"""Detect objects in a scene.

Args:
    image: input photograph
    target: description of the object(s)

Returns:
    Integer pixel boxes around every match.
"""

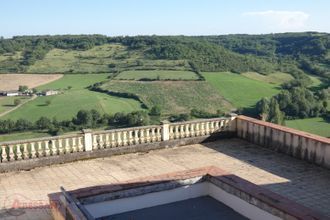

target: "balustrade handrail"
[92,124,162,135]
[168,117,229,126]
[0,132,83,146]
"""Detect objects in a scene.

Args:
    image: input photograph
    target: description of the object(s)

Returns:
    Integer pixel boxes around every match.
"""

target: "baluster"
[201,122,205,135]
[123,131,128,146]
[145,129,150,143]
[105,134,110,148]
[185,124,190,137]
[15,144,21,160]
[220,120,224,130]
[1,145,7,162]
[71,137,76,152]
[30,142,36,158]
[195,123,200,136]
[169,126,174,140]
[78,137,83,151]
[99,134,104,148]
[128,130,134,145]
[209,121,215,133]
[22,143,28,159]
[174,125,180,139]
[51,140,57,155]
[140,129,145,143]
[190,123,195,136]
[117,132,122,146]
[44,141,50,156]
[151,128,156,142]
[18,144,25,160]
[58,139,63,155]
[134,130,139,144]
[8,145,14,161]
[111,132,116,147]
[205,122,210,135]
[64,138,69,154]
[157,127,162,141]
[37,141,42,157]
[214,121,220,131]
[180,125,185,138]
[93,135,98,149]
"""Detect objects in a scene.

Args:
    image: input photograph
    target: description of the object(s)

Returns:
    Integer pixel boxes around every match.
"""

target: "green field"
[0,96,31,114]
[241,72,293,84]
[100,81,232,115]
[2,74,143,121]
[115,70,199,80]
[203,72,280,108]
[0,131,52,142]
[27,44,189,73]
[286,117,330,137]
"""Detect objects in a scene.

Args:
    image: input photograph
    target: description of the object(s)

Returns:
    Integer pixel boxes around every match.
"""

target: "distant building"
[0,90,20,96]
[42,90,59,96]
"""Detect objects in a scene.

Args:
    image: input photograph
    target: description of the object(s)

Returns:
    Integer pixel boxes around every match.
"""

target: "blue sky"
[1,0,329,38]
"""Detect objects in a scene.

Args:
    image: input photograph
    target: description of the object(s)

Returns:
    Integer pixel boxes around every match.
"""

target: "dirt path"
[0,95,37,118]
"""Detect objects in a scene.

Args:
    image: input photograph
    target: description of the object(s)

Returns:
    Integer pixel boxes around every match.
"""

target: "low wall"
[0,117,234,172]
[236,115,330,169]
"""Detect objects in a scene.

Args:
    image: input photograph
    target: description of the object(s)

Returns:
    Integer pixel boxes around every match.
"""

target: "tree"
[149,106,161,116]
[127,111,149,126]
[268,98,285,125]
[45,100,51,106]
[18,85,28,92]
[14,99,21,106]
[75,110,93,127]
[35,117,51,130]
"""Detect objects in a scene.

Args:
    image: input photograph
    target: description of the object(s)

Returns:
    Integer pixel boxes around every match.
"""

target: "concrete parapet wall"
[236,115,330,169]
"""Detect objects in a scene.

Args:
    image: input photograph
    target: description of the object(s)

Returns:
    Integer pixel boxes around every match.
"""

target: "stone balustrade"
[0,117,231,164]
[168,118,231,140]
[0,134,84,163]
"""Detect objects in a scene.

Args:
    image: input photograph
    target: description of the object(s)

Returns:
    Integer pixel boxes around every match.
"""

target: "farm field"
[100,81,232,115]
[115,70,199,80]
[286,117,330,137]
[241,72,293,84]
[203,72,280,108]
[0,73,63,90]
[2,74,143,121]
[0,96,31,114]
[27,44,189,74]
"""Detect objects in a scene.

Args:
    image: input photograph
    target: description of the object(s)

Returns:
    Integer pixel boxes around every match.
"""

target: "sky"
[1,0,329,38]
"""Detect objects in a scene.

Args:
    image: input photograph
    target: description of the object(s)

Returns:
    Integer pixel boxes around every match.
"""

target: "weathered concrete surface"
[1,138,330,220]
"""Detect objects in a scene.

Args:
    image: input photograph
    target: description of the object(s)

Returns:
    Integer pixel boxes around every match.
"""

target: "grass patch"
[100,81,232,115]
[0,96,31,114]
[241,72,293,84]
[203,72,280,108]
[27,44,189,73]
[115,70,199,80]
[2,74,143,121]
[286,117,330,137]
[0,131,52,142]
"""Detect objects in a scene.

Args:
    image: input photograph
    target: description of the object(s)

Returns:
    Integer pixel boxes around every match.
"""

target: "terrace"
[0,115,329,219]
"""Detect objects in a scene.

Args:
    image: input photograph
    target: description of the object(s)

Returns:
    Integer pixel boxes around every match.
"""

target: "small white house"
[42,90,59,96]
[0,90,20,96]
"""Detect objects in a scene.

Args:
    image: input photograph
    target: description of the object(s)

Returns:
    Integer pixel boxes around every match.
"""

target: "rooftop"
[1,138,330,219]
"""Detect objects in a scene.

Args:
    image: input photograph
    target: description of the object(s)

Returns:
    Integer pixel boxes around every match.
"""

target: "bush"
[149,106,161,116]
[14,99,21,106]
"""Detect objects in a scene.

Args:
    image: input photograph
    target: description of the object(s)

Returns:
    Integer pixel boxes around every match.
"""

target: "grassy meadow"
[27,44,189,73]
[286,117,330,137]
[2,74,143,121]
[115,70,199,80]
[203,72,280,108]
[100,81,232,115]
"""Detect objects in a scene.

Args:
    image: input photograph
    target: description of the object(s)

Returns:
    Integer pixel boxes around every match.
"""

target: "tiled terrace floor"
[0,138,330,219]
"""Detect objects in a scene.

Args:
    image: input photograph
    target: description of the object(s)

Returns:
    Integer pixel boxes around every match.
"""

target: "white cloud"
[243,10,310,30]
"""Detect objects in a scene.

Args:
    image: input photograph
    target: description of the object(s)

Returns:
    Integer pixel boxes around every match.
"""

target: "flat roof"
[1,138,330,219]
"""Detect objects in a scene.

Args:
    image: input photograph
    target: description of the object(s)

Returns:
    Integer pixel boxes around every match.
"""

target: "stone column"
[82,129,93,152]
[229,113,238,132]
[161,121,170,141]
